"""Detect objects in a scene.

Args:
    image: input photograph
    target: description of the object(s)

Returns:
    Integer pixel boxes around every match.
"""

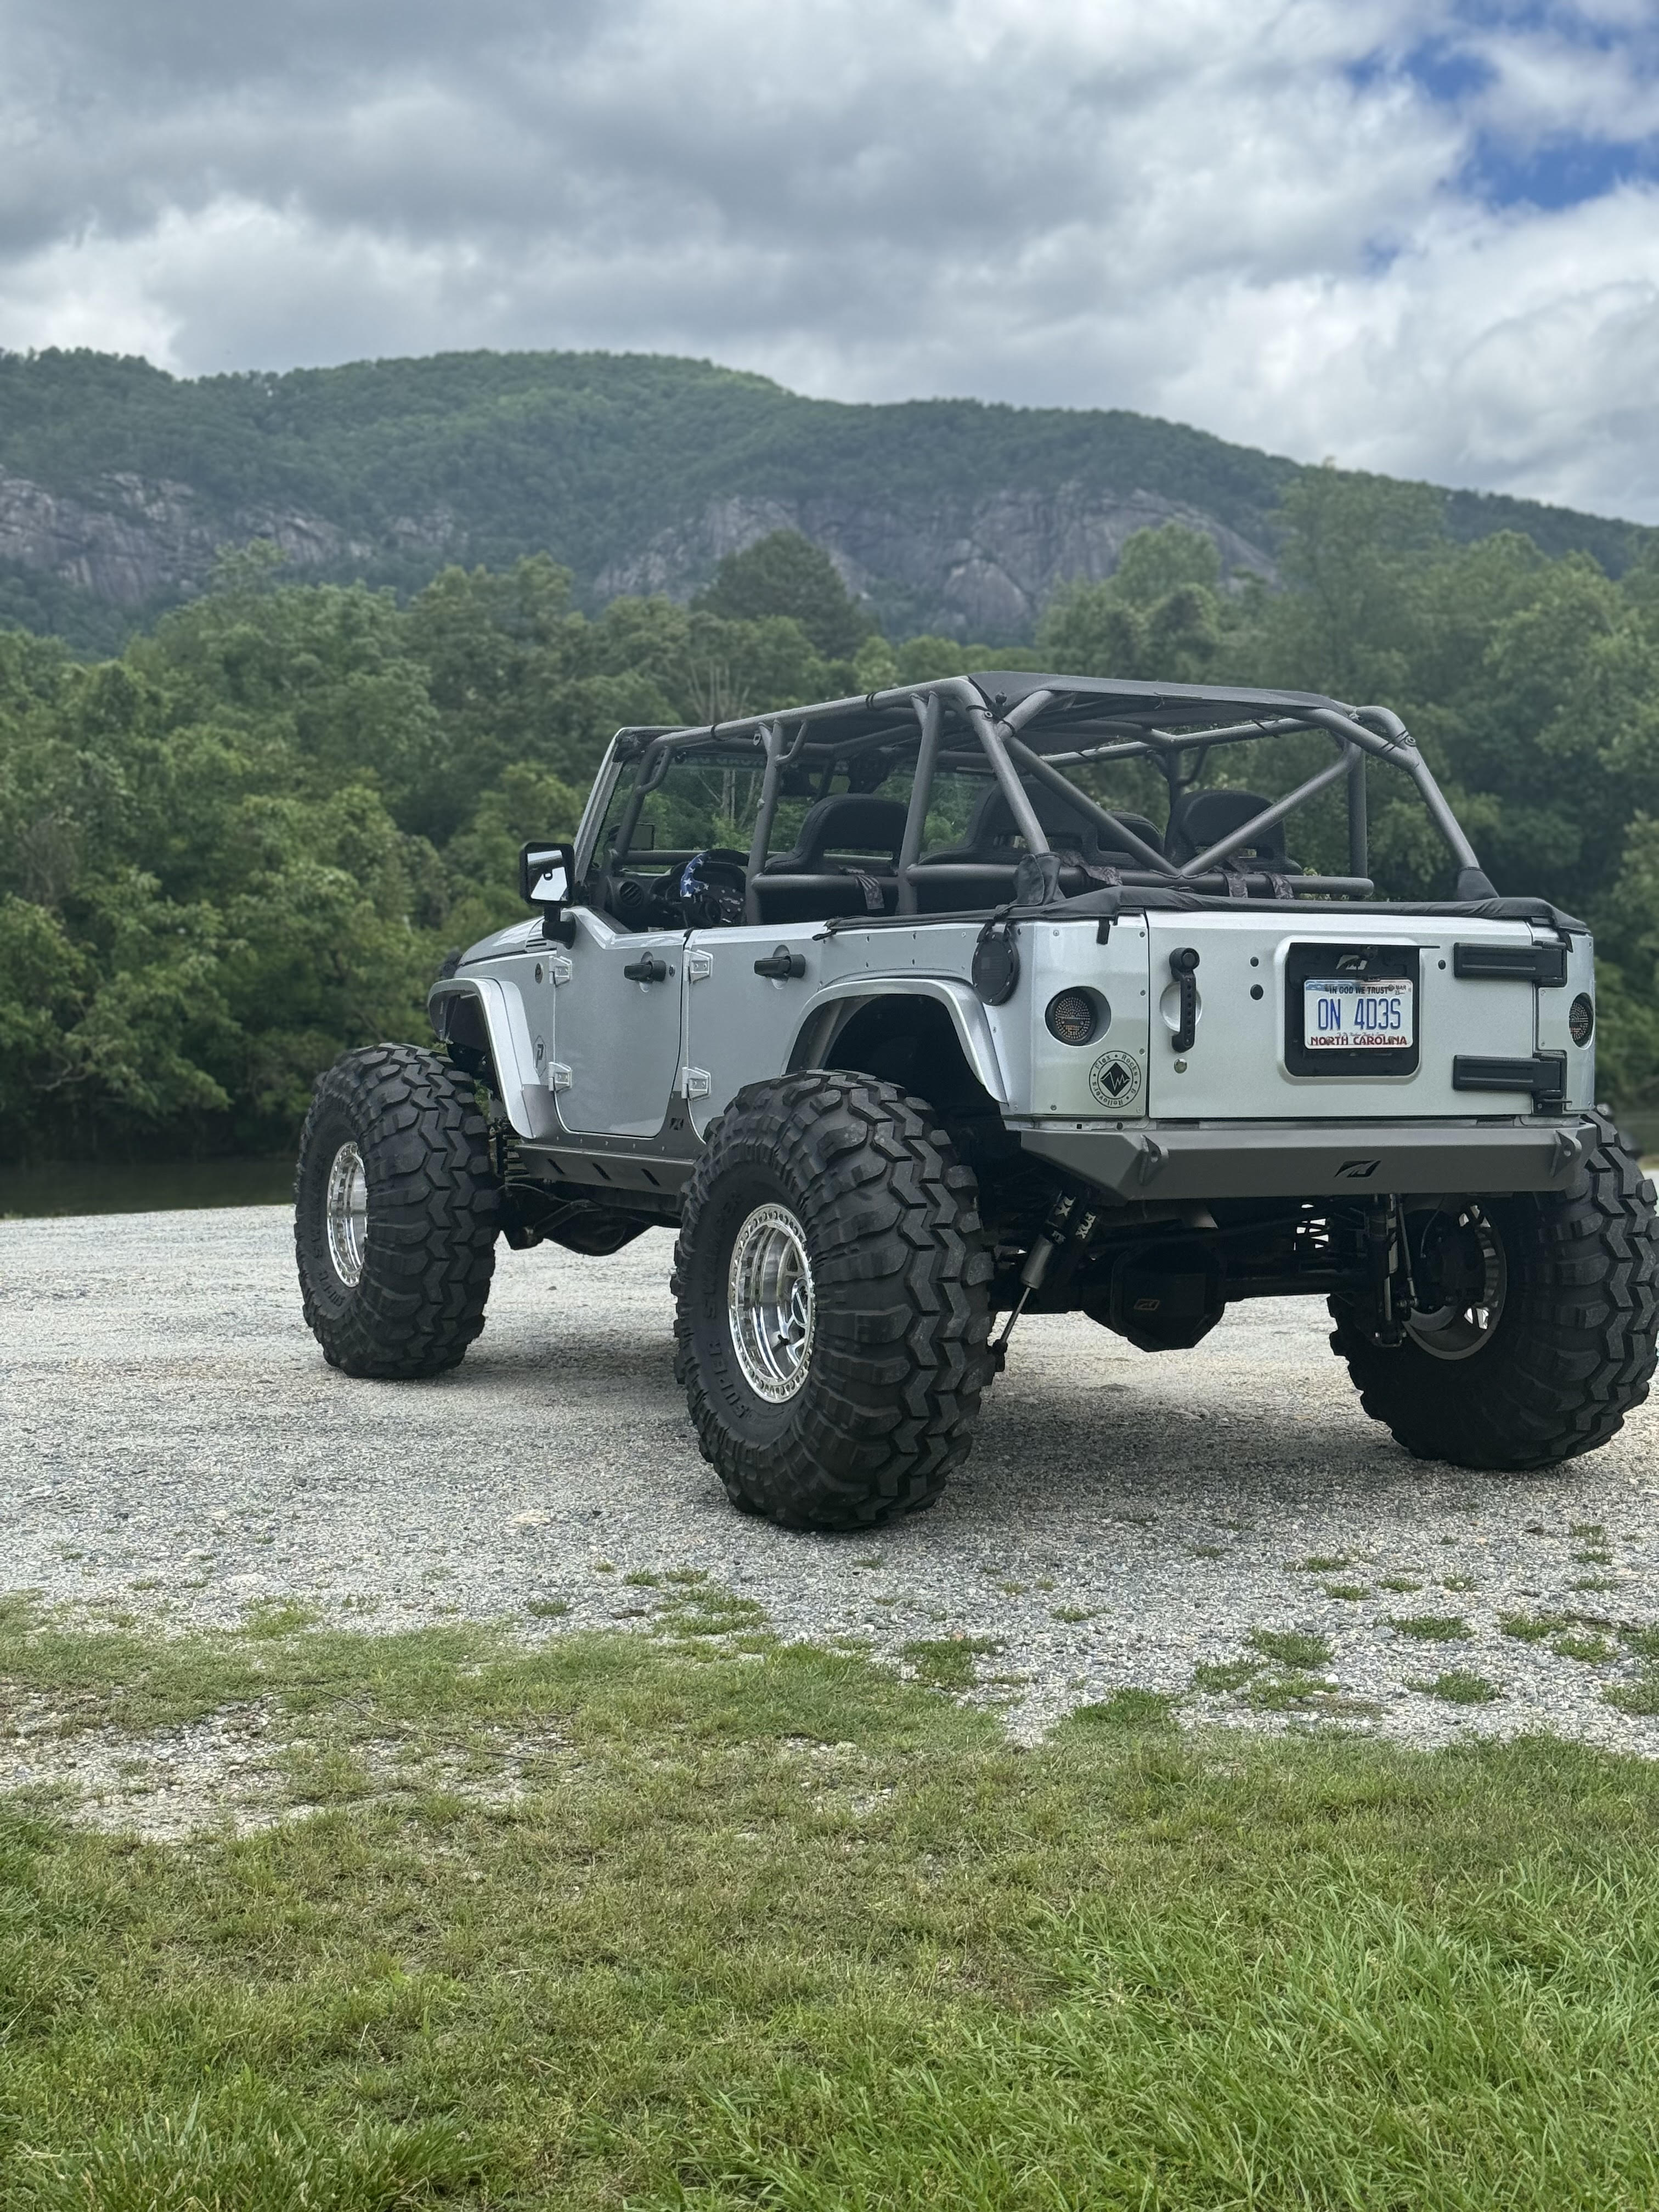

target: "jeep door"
[679,918,820,1137]
[552,906,685,1137]
[557,741,774,1141]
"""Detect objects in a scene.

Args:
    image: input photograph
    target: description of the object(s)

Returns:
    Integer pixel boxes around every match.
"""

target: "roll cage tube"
[579,673,1493,909]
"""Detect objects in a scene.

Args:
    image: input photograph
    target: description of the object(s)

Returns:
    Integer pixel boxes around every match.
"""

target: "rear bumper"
[1013,1116,1596,1202]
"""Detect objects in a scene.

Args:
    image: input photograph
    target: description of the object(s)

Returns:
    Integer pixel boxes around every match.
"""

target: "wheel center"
[325,1142,369,1287]
[727,1202,815,1403]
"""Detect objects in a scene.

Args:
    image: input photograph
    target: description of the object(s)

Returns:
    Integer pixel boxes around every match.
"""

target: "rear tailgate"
[1143,911,1582,1119]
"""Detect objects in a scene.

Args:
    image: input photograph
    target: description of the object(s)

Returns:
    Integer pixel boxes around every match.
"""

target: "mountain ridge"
[0,345,1651,651]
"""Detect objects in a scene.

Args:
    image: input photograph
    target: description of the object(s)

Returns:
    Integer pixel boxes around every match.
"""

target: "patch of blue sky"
[1344,38,1494,101]
[1344,49,1387,94]
[1463,128,1659,207]
[1446,1,1657,63]
[1402,38,1496,104]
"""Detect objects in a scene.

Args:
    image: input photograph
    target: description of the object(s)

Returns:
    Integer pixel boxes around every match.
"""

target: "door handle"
[622,954,669,984]
[753,947,806,980]
[1169,946,1199,1052]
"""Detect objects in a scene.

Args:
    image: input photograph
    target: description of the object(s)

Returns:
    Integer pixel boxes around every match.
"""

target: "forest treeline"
[3,469,1658,1161]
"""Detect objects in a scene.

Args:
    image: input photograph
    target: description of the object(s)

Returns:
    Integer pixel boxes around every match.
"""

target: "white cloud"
[1,0,1657,518]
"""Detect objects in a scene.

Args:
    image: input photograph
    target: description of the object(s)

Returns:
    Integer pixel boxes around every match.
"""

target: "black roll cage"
[590,672,1497,916]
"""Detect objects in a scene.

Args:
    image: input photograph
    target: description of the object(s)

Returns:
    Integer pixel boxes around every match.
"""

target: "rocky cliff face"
[0,470,465,613]
[595,484,1277,637]
[0,464,1272,638]
[0,469,366,607]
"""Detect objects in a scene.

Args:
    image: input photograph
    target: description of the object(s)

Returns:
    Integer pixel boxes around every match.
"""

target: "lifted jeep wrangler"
[295,674,1659,1528]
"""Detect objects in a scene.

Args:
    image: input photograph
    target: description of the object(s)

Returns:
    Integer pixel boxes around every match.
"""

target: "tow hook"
[990,1192,1100,1373]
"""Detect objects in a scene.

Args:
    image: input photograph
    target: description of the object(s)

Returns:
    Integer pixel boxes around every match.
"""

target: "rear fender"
[787,979,1009,1105]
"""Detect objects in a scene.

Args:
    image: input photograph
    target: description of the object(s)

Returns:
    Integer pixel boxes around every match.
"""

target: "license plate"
[1302,977,1414,1052]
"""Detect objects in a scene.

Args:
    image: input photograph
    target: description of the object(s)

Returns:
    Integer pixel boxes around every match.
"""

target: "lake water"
[0,1155,296,1218]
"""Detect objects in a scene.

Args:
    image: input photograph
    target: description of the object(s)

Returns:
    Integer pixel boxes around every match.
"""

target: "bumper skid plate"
[1015,1118,1595,1201]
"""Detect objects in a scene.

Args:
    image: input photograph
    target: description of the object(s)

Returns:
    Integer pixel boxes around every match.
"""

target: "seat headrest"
[1165,788,1286,867]
[962,783,1163,860]
[764,793,908,872]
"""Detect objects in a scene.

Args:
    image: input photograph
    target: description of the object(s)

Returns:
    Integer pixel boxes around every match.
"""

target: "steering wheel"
[678,848,748,928]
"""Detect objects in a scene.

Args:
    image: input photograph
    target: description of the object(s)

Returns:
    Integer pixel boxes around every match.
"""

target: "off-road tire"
[673,1073,993,1529]
[295,1044,499,1379]
[1329,1109,1659,1469]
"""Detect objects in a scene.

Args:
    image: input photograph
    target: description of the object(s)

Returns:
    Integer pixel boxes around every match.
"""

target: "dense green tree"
[692,531,873,658]
[1036,524,1238,685]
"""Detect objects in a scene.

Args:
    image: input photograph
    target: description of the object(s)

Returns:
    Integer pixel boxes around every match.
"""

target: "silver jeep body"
[430,673,1598,1220]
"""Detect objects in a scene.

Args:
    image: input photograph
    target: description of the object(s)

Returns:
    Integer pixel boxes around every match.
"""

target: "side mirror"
[519,839,578,943]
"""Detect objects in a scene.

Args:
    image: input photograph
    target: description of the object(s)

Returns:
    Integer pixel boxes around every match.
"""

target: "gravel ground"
[4,1204,1658,1759]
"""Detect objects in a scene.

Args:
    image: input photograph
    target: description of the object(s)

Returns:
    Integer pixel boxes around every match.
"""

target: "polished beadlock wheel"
[325,1141,369,1288]
[727,1203,815,1402]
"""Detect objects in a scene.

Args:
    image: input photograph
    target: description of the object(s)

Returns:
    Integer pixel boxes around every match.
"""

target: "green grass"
[900,1636,1001,1690]
[1391,1614,1472,1642]
[4,1603,1659,2208]
[1065,1688,1179,1730]
[1502,1611,1566,1643]
[1248,1629,1333,1671]
[1418,1671,1501,1706]
[1324,1584,1373,1602]
[1554,1633,1618,1665]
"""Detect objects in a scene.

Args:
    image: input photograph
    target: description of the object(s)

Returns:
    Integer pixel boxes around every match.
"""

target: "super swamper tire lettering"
[1329,1108,1659,1468]
[295,1044,499,1378]
[673,1073,992,1529]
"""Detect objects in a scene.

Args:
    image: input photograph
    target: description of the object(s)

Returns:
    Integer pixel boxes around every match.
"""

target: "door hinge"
[1452,941,1568,986]
[546,1062,572,1091]
[686,950,714,983]
[679,1065,712,1100]
[548,951,574,986]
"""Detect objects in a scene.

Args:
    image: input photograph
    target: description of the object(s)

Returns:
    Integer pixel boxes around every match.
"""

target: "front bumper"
[1014,1116,1595,1203]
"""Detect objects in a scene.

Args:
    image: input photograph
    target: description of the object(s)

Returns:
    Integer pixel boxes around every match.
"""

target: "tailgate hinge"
[1452,941,1568,986]
[1452,1052,1567,1108]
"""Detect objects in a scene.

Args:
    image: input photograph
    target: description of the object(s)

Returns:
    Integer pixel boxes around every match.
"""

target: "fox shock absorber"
[990,1192,1101,1370]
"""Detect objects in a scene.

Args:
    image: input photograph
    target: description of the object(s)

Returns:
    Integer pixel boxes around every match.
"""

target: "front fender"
[787,977,1010,1105]
[428,977,558,1139]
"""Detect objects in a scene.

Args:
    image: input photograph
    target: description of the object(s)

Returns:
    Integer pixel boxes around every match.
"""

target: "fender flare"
[786,977,1009,1105]
[427,977,558,1139]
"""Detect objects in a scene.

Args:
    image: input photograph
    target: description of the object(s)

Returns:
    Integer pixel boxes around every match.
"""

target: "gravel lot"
[4,1204,1658,1756]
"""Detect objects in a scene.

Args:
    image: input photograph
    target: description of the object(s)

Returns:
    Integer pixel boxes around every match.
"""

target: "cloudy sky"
[3,0,1658,520]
